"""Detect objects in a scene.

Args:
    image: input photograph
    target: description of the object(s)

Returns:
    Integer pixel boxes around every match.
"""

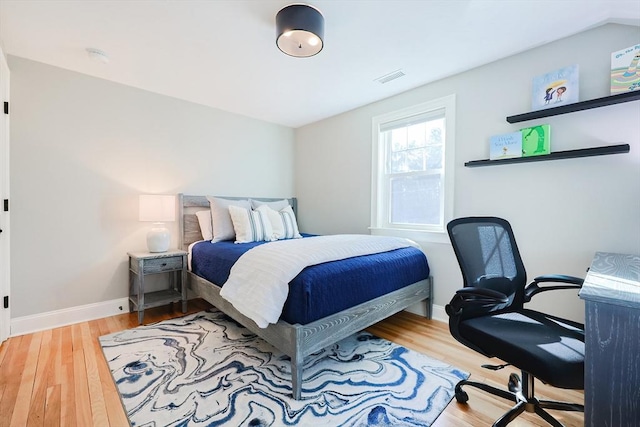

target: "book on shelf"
[531,64,579,111]
[611,43,640,94]
[520,124,550,157]
[489,132,522,160]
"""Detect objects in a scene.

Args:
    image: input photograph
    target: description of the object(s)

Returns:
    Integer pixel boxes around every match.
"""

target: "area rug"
[99,309,468,426]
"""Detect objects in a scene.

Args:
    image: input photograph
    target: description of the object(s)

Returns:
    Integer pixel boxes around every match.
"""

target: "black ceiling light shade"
[276,4,324,58]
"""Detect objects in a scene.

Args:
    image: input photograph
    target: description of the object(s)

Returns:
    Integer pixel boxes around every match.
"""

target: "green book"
[520,124,550,157]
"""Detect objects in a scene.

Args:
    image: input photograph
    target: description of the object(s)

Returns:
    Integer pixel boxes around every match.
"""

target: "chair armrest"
[445,287,509,317]
[524,274,584,302]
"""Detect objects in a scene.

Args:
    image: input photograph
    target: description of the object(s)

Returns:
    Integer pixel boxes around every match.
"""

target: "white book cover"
[489,132,522,160]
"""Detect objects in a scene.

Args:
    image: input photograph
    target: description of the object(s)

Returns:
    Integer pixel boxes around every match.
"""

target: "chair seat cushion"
[459,309,584,389]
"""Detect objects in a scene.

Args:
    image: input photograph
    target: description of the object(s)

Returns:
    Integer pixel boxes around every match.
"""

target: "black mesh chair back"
[447,217,527,315]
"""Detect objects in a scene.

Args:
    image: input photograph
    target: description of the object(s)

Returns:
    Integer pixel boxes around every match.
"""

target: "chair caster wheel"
[455,390,469,403]
[508,373,521,393]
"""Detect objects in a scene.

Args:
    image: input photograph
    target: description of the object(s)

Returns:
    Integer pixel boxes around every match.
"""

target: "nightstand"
[128,250,188,324]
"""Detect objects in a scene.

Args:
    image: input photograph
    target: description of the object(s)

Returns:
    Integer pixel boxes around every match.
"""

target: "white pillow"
[228,205,274,243]
[195,210,213,241]
[255,205,284,239]
[250,198,290,211]
[256,204,302,240]
[206,196,251,242]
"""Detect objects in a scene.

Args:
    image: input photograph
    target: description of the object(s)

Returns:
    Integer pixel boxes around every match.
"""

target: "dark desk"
[579,252,640,427]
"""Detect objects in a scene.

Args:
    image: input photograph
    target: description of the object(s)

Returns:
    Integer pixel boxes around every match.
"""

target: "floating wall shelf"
[464,144,630,168]
[506,91,640,123]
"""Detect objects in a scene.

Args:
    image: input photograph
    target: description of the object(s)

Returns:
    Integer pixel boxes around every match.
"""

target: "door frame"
[0,46,10,343]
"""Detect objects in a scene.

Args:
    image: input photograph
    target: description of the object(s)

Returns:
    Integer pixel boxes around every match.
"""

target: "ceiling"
[1,1,639,128]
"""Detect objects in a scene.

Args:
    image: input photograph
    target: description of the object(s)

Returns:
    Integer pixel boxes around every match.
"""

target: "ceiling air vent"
[374,69,405,84]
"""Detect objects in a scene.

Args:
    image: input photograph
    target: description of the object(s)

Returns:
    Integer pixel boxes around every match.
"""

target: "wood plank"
[47,328,62,389]
[81,322,109,427]
[60,362,77,427]
[0,339,10,367]
[58,325,76,427]
[0,335,27,427]
[10,331,42,427]
[44,385,61,427]
[71,324,92,426]
[26,328,53,426]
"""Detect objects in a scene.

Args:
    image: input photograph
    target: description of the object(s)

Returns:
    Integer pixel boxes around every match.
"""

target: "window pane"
[390,151,407,173]
[390,148,428,173]
[390,174,441,226]
[407,122,426,148]
[426,145,442,169]
[387,116,444,174]
[390,127,406,152]
[406,147,426,171]
[426,119,444,145]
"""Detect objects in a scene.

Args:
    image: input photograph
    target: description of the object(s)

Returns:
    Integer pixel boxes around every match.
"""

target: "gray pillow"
[206,196,251,242]
[250,198,290,211]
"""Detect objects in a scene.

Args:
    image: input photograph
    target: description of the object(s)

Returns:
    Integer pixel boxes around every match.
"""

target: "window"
[371,95,455,242]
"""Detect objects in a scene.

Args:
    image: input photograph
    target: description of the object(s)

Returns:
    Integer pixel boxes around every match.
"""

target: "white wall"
[295,24,640,323]
[9,56,294,318]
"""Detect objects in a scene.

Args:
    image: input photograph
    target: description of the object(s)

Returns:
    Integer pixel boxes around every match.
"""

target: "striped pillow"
[256,204,302,240]
[228,205,274,243]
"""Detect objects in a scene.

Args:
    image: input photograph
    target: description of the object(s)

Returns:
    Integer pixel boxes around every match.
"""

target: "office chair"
[445,217,585,427]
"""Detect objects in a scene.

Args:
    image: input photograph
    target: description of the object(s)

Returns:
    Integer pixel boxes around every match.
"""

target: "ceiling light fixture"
[276,4,324,58]
[86,47,109,64]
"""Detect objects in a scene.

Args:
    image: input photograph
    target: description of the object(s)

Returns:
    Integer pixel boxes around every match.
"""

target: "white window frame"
[370,94,455,244]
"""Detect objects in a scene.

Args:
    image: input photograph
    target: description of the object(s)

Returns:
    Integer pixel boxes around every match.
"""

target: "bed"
[178,194,433,400]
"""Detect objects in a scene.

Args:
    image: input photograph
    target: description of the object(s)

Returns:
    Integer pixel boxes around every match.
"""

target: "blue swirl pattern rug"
[99,309,468,426]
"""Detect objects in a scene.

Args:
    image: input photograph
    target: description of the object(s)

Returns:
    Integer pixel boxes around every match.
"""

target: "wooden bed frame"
[178,194,433,400]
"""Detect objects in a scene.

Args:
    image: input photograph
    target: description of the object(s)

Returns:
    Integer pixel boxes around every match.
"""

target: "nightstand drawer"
[139,256,184,274]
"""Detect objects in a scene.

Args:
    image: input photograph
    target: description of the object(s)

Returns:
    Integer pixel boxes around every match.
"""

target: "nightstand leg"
[181,267,187,313]
[137,260,145,324]
[128,271,135,313]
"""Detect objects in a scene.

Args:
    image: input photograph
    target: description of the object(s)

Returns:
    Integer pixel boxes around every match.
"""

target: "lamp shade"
[139,195,176,222]
[276,4,324,57]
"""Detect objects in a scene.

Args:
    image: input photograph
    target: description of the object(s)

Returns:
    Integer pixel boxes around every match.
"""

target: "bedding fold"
[219,234,419,328]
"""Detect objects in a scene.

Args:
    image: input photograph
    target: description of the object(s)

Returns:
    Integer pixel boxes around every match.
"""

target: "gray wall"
[9,57,294,318]
[294,24,640,323]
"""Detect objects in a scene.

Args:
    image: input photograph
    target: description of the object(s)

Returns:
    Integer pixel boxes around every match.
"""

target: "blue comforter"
[191,235,430,325]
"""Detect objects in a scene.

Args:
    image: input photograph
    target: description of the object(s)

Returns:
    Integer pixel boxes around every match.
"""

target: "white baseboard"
[431,304,448,323]
[403,301,447,324]
[11,297,130,337]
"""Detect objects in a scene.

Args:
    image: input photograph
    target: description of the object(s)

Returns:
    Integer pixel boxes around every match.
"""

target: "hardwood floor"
[0,299,584,426]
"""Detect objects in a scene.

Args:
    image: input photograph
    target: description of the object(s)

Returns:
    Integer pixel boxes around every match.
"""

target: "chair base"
[454,371,583,427]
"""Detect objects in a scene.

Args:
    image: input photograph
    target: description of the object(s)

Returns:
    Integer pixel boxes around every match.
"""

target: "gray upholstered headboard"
[177,194,298,250]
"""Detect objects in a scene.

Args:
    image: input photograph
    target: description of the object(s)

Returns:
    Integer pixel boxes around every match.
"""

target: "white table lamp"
[139,195,176,252]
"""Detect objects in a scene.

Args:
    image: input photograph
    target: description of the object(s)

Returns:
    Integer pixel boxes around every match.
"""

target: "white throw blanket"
[219,234,419,328]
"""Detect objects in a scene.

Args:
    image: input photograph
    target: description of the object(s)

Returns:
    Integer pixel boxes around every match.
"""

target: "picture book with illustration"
[520,124,550,157]
[531,65,579,111]
[489,132,522,160]
[611,43,640,94]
